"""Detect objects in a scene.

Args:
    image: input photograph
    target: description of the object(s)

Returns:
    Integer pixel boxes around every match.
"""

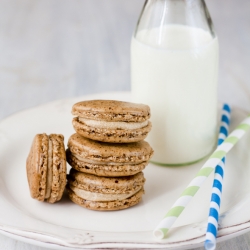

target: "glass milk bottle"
[131,0,219,165]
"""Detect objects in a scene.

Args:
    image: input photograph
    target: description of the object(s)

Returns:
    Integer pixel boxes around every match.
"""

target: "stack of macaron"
[66,100,154,210]
[26,99,154,210]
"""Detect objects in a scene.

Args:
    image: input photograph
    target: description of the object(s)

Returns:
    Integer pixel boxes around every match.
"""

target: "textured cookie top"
[67,133,154,163]
[68,168,145,194]
[72,100,150,122]
[26,134,49,201]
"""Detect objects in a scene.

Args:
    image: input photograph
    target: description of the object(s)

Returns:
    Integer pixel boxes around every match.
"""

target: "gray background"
[0,0,250,249]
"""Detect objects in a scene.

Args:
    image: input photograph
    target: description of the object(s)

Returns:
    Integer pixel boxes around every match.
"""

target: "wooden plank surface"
[0,0,249,249]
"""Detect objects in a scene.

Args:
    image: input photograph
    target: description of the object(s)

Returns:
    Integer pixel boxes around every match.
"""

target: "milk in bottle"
[131,0,219,165]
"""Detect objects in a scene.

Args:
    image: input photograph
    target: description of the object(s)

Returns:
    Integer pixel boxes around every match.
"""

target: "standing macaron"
[66,133,154,177]
[26,134,67,203]
[71,100,152,143]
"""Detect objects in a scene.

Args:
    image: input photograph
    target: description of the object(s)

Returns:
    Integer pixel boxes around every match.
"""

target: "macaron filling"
[78,117,148,130]
[45,137,53,199]
[69,184,142,201]
[72,153,141,166]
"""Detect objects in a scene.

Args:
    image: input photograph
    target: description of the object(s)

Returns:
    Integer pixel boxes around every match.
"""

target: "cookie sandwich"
[67,168,145,211]
[26,134,67,203]
[71,100,152,143]
[66,133,154,177]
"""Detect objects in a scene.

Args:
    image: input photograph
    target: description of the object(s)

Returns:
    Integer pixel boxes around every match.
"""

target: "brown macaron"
[67,168,145,211]
[66,133,154,177]
[71,100,152,143]
[26,134,67,203]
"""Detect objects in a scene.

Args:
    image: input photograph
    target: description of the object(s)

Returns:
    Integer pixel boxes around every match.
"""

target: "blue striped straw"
[204,104,231,250]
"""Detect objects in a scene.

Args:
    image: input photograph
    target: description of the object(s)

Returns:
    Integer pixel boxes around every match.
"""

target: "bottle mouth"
[134,0,216,43]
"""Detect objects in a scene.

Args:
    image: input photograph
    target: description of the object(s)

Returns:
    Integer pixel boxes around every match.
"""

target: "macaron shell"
[45,134,67,203]
[72,117,152,143]
[67,169,145,194]
[26,134,48,201]
[72,100,150,122]
[67,187,145,211]
[67,133,154,164]
[66,149,147,177]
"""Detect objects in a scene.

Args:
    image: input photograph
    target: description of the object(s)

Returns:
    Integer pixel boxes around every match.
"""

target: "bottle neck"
[135,0,215,39]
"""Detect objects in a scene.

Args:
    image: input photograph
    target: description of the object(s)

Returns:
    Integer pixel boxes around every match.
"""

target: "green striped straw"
[153,115,250,239]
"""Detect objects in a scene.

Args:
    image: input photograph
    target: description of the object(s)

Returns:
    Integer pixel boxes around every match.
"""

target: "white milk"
[131,25,219,165]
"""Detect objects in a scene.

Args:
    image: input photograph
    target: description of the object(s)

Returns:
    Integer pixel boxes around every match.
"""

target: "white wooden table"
[0,0,250,249]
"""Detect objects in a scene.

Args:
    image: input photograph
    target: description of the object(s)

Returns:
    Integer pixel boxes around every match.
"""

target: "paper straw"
[204,104,231,250]
[153,114,250,240]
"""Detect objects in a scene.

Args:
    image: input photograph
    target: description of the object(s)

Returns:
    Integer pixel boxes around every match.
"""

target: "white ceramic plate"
[1,92,250,250]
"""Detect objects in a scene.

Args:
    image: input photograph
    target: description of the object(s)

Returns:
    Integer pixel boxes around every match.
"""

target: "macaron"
[26,133,67,203]
[66,133,154,177]
[71,100,152,143]
[67,168,145,211]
